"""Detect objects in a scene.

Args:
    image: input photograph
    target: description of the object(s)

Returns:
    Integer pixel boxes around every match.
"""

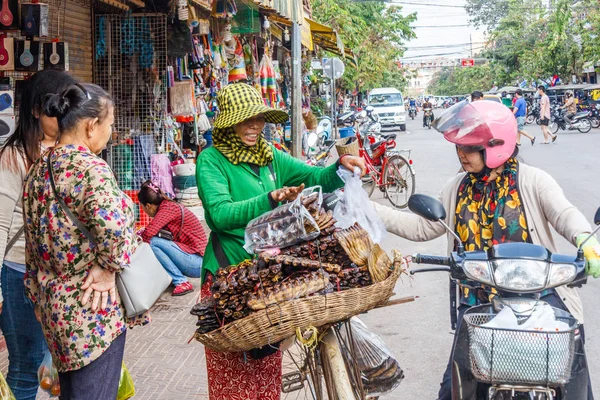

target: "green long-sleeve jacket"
[196,146,343,279]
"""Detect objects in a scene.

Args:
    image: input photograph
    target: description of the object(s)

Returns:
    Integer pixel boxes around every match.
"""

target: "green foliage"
[464,0,585,87]
[310,0,416,92]
[428,64,500,95]
[579,0,600,66]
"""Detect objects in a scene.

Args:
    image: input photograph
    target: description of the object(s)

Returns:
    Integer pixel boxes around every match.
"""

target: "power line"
[389,1,466,8]
[404,42,486,49]
[412,24,470,28]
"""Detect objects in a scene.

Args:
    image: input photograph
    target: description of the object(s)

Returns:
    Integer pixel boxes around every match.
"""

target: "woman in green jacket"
[196,83,365,400]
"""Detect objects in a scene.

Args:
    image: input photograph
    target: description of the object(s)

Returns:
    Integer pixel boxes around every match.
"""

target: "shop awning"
[306,18,344,57]
[253,0,302,22]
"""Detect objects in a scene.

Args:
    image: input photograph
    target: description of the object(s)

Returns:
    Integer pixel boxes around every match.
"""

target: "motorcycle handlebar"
[412,254,452,266]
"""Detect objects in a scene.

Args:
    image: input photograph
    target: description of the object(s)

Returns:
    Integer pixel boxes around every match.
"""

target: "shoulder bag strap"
[46,150,97,246]
[173,203,185,242]
[211,232,230,269]
[4,226,25,256]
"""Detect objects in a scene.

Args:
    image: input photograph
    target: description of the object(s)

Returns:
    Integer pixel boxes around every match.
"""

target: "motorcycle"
[549,105,592,134]
[336,110,356,127]
[303,118,332,161]
[423,108,433,129]
[357,106,382,137]
[408,194,597,400]
[587,103,600,129]
[409,106,417,120]
[525,103,540,125]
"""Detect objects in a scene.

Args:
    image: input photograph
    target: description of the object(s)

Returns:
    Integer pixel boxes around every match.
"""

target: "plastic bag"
[38,352,60,398]
[333,167,386,244]
[117,363,135,400]
[0,372,15,400]
[482,304,571,332]
[244,186,322,253]
[340,317,404,397]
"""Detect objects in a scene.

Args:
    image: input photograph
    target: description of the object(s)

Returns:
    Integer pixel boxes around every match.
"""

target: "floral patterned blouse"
[23,145,149,372]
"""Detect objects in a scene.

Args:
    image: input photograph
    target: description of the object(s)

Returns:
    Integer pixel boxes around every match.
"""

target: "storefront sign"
[461,58,474,67]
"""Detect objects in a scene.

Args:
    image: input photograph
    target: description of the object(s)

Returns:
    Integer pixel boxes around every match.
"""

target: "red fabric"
[201,278,282,400]
[141,201,208,256]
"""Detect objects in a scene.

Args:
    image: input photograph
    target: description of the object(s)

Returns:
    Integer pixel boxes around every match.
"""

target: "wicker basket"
[194,266,401,353]
[335,137,359,157]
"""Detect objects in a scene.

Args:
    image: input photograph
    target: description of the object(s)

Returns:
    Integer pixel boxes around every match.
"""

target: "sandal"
[552,135,557,143]
[531,137,536,145]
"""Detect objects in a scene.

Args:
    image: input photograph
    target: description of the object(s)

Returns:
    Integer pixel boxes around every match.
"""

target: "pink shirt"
[540,94,551,119]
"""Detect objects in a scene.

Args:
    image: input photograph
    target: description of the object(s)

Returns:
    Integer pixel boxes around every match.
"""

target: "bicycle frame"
[355,124,406,189]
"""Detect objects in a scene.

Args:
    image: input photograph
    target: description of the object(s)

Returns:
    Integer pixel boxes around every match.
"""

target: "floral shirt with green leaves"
[23,145,149,372]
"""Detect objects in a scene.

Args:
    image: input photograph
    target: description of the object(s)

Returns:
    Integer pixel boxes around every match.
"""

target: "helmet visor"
[432,101,494,147]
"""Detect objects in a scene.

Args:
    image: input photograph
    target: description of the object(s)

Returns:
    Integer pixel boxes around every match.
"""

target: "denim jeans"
[58,331,126,400]
[149,237,202,285]
[0,265,47,400]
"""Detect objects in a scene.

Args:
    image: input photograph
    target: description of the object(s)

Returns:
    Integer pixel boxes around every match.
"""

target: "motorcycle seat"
[381,133,397,140]
[370,141,384,151]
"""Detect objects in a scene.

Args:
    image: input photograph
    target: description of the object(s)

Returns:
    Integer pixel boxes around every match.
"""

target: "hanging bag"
[47,151,172,318]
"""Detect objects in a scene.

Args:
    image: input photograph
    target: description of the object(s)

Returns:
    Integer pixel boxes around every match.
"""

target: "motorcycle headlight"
[493,260,548,291]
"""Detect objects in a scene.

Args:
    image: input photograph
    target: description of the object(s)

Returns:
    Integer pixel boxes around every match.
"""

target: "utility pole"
[291,21,302,158]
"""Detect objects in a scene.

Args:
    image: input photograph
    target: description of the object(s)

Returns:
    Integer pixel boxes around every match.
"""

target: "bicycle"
[281,297,414,400]
[354,124,416,209]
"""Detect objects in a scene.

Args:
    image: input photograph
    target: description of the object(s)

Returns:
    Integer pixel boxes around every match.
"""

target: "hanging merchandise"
[138,17,154,69]
[259,48,277,106]
[178,0,188,21]
[167,16,194,58]
[150,154,175,198]
[226,37,247,83]
[96,16,107,60]
[169,80,195,117]
[120,15,136,55]
[0,0,18,31]
[0,37,14,71]
[43,41,68,71]
[211,0,237,18]
[198,19,210,35]
[14,40,39,72]
[20,2,49,36]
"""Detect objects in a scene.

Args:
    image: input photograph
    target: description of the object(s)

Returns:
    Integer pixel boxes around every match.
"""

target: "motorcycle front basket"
[464,313,578,386]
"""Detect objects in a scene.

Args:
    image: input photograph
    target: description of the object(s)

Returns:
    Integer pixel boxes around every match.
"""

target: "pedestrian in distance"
[23,83,150,400]
[470,91,483,102]
[513,89,535,146]
[372,100,597,400]
[0,70,77,400]
[538,85,557,144]
[138,180,207,296]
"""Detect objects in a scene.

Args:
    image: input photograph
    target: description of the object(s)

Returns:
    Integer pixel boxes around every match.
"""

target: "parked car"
[367,88,407,131]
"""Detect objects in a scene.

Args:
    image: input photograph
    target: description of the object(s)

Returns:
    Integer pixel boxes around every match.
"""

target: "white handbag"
[48,152,172,318]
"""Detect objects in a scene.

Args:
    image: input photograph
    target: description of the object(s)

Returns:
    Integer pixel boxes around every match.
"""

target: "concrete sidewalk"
[0,278,209,400]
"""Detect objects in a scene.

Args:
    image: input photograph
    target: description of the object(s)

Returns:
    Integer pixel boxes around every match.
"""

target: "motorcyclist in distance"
[422,97,434,127]
[562,90,577,128]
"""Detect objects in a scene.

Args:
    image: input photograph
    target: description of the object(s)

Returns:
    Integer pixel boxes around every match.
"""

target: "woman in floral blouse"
[23,83,148,399]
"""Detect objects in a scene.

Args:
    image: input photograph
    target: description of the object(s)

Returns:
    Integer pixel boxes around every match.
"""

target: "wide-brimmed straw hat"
[213,83,289,129]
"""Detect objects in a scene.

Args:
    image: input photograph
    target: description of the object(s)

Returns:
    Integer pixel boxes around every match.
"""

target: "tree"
[465,0,511,31]
[427,64,500,95]
[310,0,416,92]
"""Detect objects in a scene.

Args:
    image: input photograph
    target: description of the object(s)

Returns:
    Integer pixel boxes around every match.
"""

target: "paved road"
[13,115,598,399]
[368,116,600,399]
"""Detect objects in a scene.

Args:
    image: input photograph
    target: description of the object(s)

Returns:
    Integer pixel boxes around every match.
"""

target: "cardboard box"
[0,115,15,145]
[0,37,14,71]
[21,3,49,37]
[0,90,14,115]
[43,41,68,71]
[14,39,39,71]
[0,0,19,30]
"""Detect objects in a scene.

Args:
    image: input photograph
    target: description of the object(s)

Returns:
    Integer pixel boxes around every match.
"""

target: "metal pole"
[291,21,302,158]
[331,63,336,139]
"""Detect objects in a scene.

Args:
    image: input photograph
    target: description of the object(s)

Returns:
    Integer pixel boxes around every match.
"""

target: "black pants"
[58,330,126,400]
[437,292,594,400]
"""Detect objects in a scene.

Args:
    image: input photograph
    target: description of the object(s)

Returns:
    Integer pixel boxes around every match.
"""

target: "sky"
[391,0,486,61]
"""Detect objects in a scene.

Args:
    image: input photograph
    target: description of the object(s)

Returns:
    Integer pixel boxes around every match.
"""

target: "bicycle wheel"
[361,174,376,198]
[281,338,327,400]
[525,115,535,125]
[383,155,415,209]
[591,116,600,129]
[578,118,592,133]
[550,121,560,135]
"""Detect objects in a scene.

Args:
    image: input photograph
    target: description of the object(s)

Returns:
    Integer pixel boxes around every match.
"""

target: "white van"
[367,88,406,131]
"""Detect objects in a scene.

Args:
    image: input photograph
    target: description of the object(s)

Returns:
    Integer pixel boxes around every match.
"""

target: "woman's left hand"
[340,155,367,177]
[81,264,117,311]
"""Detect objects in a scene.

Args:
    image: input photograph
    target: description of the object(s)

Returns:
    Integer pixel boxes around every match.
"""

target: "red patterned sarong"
[201,278,282,400]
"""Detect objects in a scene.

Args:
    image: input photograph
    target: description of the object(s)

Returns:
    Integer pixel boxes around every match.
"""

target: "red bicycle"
[356,126,416,209]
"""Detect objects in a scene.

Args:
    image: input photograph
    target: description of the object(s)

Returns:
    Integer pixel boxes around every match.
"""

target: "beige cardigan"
[373,163,592,323]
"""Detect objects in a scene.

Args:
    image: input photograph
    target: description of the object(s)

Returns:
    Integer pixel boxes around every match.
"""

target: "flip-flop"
[552,135,557,143]
[531,137,536,145]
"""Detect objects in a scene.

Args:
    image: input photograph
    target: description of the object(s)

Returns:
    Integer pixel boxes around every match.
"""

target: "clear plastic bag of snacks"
[38,352,60,398]
[244,186,322,253]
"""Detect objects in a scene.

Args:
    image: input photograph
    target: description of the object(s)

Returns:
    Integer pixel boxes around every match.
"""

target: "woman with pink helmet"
[372,100,598,399]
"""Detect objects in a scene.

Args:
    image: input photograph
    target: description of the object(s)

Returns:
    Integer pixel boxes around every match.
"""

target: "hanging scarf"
[213,127,273,166]
[455,158,530,305]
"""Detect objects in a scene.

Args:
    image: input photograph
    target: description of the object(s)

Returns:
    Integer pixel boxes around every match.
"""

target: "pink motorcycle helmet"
[432,100,517,169]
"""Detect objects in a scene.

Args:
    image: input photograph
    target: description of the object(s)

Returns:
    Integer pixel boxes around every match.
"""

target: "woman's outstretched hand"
[340,155,366,176]
[81,264,117,311]
[271,184,305,203]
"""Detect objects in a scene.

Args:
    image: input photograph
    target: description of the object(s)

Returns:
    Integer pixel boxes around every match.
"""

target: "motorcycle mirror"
[408,194,465,255]
[307,132,319,147]
[408,194,446,221]
[595,207,600,225]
